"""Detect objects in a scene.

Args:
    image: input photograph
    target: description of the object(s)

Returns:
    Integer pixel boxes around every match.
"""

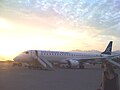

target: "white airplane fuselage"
[14,50,101,64]
[13,41,114,69]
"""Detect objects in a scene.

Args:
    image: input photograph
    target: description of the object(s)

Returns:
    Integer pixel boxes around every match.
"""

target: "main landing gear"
[12,62,22,67]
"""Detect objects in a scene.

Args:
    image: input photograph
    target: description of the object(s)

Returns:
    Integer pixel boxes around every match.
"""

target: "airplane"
[13,41,118,70]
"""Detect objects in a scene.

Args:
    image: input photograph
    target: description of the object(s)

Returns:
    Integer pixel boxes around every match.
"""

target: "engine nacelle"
[67,59,84,69]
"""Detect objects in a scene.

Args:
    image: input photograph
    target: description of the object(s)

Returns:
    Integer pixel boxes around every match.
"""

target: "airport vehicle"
[13,41,114,70]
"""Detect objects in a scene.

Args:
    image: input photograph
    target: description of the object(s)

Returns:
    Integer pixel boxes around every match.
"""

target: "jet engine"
[67,59,84,69]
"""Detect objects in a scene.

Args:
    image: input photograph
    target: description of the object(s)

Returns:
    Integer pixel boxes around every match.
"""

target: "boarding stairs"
[33,55,53,70]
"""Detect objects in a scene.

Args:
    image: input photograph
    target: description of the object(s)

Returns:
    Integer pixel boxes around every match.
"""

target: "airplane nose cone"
[13,53,27,62]
[13,54,33,63]
[13,57,17,61]
[13,55,22,62]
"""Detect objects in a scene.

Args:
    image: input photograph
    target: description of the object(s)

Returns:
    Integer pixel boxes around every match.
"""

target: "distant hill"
[71,49,120,54]
[112,50,120,54]
[71,50,101,53]
[82,50,101,54]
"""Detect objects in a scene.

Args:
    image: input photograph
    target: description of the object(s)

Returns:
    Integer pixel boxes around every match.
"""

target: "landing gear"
[12,62,22,67]
[79,63,84,69]
[28,65,42,70]
[27,62,43,70]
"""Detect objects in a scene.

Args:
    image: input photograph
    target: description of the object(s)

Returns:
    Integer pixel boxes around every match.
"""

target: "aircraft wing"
[66,54,120,63]
[78,55,120,68]
[66,56,105,63]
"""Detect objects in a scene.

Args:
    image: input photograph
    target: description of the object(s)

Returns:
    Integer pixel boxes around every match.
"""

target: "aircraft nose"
[13,53,28,62]
[13,55,22,62]
[13,53,33,62]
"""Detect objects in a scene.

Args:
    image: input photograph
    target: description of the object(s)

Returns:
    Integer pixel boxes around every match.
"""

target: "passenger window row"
[40,52,98,57]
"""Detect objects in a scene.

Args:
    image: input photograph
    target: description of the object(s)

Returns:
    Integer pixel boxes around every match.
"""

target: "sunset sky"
[0,0,120,60]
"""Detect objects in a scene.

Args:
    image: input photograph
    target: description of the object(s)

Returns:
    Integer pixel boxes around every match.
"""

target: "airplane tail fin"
[101,41,113,55]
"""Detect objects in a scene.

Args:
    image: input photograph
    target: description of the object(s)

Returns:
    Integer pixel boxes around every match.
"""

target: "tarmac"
[0,62,105,90]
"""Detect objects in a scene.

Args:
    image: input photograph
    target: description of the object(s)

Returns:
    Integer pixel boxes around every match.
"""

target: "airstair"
[33,55,53,70]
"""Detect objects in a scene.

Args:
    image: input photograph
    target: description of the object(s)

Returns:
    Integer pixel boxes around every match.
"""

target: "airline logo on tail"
[101,41,113,55]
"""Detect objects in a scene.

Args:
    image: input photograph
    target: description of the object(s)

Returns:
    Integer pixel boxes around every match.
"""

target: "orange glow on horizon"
[0,16,115,60]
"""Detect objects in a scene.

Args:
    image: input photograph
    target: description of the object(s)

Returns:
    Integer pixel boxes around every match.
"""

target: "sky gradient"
[0,0,120,60]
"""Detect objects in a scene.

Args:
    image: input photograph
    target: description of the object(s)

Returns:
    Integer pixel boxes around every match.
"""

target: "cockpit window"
[22,51,29,54]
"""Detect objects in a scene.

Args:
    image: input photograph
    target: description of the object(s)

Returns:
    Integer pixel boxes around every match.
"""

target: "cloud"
[0,0,120,51]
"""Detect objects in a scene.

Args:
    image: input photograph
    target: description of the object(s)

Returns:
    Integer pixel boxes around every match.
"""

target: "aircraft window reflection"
[23,51,29,54]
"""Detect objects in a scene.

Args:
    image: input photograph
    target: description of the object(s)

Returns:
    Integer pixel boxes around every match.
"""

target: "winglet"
[101,41,113,55]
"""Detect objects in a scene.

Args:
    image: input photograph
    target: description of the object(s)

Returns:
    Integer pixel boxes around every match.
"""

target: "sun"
[0,18,13,30]
[0,44,21,60]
